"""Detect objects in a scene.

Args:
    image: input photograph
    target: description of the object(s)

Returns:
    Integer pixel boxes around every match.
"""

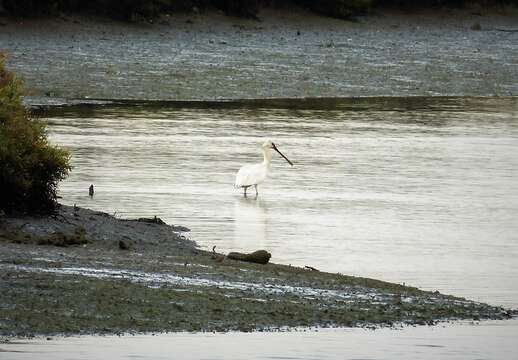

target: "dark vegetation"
[0,0,516,20]
[0,54,70,214]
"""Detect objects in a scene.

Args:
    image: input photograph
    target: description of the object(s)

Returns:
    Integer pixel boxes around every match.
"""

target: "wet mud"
[0,205,515,336]
[1,7,517,105]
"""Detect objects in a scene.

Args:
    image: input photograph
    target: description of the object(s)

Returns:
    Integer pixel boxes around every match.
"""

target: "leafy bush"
[0,54,70,214]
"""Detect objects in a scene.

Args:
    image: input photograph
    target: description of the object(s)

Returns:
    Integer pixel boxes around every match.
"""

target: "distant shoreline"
[2,7,517,101]
[1,1,516,22]
[22,95,518,120]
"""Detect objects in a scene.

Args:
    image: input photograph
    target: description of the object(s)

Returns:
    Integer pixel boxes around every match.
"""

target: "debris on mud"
[227,250,272,264]
[0,204,515,336]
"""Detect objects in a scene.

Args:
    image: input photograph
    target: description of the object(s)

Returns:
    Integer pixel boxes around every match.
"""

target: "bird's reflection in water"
[233,196,268,251]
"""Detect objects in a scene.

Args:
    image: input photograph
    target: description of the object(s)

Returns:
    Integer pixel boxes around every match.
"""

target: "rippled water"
[46,96,518,309]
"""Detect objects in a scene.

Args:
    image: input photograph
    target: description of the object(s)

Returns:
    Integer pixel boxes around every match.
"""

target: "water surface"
[47,96,518,308]
[4,320,518,360]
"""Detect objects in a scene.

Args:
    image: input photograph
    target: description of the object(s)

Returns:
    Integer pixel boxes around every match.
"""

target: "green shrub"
[0,54,70,214]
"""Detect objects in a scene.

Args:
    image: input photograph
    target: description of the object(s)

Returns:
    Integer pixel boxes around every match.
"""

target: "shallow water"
[10,96,514,359]
[45,97,518,309]
[42,96,518,311]
[4,320,518,360]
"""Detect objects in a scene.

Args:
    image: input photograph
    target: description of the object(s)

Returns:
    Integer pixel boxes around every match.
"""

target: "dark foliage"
[0,54,70,214]
[296,0,372,19]
[1,0,516,20]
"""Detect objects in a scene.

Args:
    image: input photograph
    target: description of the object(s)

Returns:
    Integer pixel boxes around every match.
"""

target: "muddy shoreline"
[0,205,515,336]
[1,5,518,337]
[1,7,518,103]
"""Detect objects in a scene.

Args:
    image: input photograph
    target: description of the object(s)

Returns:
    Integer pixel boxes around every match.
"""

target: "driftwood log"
[135,216,166,225]
[227,250,271,265]
[304,265,320,272]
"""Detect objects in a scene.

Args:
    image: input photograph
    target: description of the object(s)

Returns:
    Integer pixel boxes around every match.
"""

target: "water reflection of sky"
[47,96,518,308]
[5,320,518,360]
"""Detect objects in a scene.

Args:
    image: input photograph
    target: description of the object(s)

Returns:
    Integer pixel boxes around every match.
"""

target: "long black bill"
[272,143,293,166]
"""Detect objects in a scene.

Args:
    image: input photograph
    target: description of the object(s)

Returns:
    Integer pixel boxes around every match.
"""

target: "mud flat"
[0,205,515,336]
[1,7,517,105]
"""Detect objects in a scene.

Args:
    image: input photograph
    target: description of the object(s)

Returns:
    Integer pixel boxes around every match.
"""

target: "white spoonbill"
[235,140,293,197]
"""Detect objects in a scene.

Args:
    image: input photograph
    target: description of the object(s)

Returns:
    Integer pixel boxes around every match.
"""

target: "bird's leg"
[254,184,258,196]
[243,186,248,197]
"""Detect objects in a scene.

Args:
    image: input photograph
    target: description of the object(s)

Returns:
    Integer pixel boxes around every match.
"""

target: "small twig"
[211,245,224,262]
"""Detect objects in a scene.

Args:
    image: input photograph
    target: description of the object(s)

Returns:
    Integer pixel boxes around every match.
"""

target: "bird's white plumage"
[235,162,269,188]
[234,140,292,196]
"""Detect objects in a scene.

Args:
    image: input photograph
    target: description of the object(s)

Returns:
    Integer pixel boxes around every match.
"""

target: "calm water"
[4,320,518,360]
[46,96,518,309]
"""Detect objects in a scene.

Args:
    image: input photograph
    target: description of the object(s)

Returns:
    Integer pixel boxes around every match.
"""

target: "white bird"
[235,140,293,197]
